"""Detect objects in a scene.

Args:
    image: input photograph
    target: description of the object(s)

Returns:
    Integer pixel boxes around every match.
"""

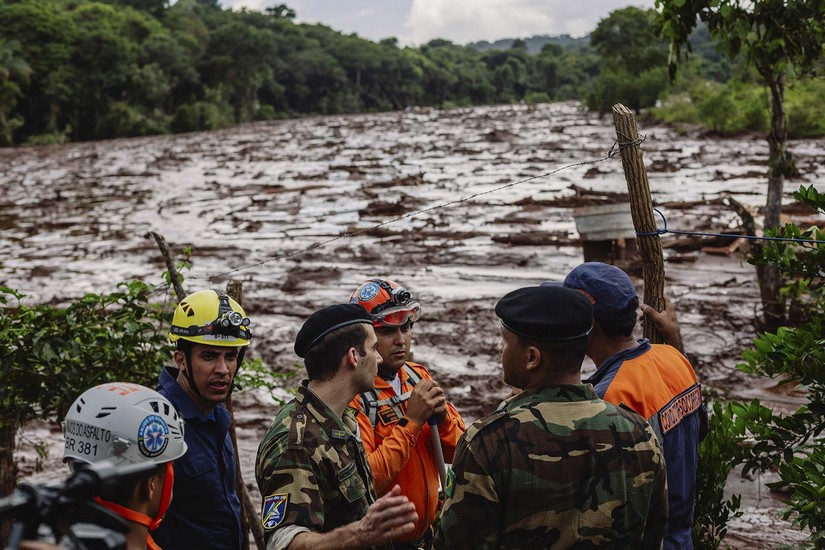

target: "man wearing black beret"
[434,286,668,549]
[256,304,418,550]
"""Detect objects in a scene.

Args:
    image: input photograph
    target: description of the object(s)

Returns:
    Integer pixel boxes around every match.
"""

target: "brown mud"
[3,102,823,548]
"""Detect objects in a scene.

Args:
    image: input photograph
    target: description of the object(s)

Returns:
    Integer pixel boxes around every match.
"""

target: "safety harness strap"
[360,364,423,428]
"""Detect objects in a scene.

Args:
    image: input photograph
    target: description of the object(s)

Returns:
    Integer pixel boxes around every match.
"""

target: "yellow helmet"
[169,290,251,347]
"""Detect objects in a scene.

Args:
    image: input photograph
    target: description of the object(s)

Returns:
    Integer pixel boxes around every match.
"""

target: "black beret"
[495,286,593,342]
[295,304,373,358]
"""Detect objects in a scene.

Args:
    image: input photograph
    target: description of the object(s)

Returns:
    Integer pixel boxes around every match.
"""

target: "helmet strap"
[227,347,246,398]
[179,346,203,399]
[93,462,172,550]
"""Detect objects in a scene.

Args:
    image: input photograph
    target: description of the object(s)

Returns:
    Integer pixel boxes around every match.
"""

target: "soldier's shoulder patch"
[464,410,507,443]
[261,493,288,530]
[444,467,456,498]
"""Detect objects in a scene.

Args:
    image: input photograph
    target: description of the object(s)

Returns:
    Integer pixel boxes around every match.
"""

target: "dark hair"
[516,335,590,375]
[596,297,639,338]
[175,339,193,353]
[304,323,368,381]
[97,464,165,506]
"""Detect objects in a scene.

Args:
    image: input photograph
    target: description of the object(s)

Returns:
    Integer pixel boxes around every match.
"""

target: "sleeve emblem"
[261,493,289,529]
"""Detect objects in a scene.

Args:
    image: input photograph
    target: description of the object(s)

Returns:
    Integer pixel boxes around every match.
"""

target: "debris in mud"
[484,129,514,142]
[491,231,576,246]
[359,199,409,217]
[3,102,824,547]
[364,173,425,190]
[281,266,342,293]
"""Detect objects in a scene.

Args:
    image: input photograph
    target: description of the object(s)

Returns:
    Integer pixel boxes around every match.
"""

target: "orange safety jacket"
[349,362,466,544]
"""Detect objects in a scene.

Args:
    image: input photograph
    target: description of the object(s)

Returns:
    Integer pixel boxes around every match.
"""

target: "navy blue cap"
[495,286,593,342]
[563,262,638,322]
[295,304,372,358]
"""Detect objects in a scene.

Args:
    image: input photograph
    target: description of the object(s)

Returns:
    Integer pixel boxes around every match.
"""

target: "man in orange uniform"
[561,263,708,550]
[349,279,466,550]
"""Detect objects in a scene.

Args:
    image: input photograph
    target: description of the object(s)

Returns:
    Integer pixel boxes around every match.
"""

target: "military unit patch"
[261,493,288,529]
[444,468,455,498]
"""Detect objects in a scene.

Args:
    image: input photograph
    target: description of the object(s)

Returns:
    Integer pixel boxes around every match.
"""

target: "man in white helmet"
[59,382,187,550]
[155,290,251,550]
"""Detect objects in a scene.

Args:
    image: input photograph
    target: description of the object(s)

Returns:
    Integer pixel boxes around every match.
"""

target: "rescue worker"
[256,303,418,550]
[562,262,708,550]
[61,382,188,550]
[434,285,668,549]
[348,279,465,549]
[155,290,251,550]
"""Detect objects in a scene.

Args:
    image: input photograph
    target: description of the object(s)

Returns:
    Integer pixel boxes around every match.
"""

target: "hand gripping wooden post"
[225,280,266,550]
[611,104,665,344]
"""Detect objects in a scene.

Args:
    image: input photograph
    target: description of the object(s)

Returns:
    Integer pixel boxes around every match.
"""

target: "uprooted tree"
[655,0,825,331]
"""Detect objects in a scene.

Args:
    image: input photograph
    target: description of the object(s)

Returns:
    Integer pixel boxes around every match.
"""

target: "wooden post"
[611,103,665,343]
[225,280,265,550]
[150,232,186,301]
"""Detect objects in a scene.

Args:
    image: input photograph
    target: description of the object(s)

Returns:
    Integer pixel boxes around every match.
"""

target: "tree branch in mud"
[611,103,665,344]
[149,231,186,302]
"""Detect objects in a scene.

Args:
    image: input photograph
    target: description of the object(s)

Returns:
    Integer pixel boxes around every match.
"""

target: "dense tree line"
[0,0,821,146]
[0,0,603,145]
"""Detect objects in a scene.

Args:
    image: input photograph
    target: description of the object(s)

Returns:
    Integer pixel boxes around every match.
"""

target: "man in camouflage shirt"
[434,286,668,549]
[256,304,418,550]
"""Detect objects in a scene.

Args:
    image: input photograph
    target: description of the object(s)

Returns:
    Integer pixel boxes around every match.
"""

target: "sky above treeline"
[219,0,657,46]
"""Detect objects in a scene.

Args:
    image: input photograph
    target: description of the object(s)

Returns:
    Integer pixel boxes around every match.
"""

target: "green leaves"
[0,281,173,424]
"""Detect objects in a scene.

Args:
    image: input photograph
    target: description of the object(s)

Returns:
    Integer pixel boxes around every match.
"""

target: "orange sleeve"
[351,400,424,495]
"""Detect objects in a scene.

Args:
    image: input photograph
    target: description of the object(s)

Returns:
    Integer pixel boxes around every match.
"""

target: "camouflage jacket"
[433,384,668,550]
[255,380,384,548]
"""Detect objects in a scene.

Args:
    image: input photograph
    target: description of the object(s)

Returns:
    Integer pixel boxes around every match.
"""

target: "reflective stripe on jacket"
[584,340,707,550]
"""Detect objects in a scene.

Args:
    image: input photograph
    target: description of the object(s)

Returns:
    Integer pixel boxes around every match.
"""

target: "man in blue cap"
[562,262,708,550]
[256,303,418,550]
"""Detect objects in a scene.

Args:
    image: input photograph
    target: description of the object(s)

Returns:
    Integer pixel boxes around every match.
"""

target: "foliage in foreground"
[0,282,171,425]
[693,185,825,549]
[0,279,286,484]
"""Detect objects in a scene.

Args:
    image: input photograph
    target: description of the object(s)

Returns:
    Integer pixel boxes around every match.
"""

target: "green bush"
[524,91,551,104]
[786,79,825,138]
[586,66,668,114]
[735,185,825,546]
[97,101,169,138]
[649,77,825,138]
[0,281,172,425]
[171,101,229,133]
[254,104,277,121]
[23,132,68,146]
[693,399,744,550]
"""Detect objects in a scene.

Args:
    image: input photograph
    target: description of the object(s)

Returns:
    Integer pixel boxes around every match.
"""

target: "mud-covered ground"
[3,102,823,548]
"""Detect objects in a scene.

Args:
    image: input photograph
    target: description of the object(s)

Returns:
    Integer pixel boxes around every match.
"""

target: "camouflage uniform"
[433,384,667,550]
[256,381,389,550]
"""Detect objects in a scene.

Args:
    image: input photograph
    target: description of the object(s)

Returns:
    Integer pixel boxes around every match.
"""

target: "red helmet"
[350,279,421,327]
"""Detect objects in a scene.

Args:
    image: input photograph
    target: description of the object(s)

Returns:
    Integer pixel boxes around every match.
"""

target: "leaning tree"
[656,0,824,330]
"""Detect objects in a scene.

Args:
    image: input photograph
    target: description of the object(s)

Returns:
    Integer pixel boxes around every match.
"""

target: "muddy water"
[3,101,823,547]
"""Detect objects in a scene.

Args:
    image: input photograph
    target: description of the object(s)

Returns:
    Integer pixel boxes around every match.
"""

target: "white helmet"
[63,383,187,467]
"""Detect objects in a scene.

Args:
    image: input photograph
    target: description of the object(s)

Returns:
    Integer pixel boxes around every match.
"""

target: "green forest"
[0,0,823,146]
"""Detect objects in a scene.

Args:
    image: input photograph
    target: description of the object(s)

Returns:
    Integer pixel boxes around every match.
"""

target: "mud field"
[2,101,823,547]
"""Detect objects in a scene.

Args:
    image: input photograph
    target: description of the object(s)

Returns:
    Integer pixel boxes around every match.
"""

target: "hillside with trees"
[0,0,822,146]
